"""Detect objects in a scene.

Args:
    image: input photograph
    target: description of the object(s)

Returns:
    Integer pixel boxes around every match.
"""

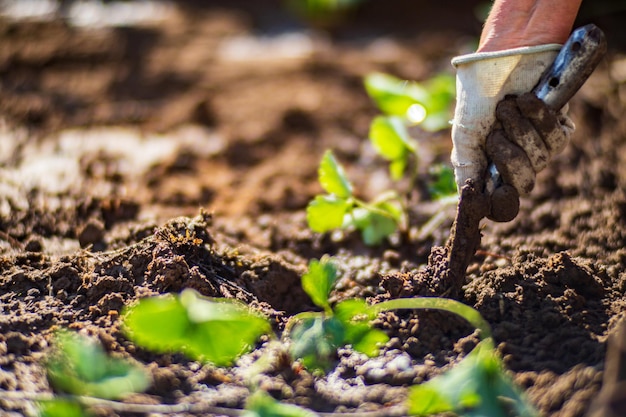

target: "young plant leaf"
[243,389,317,417]
[289,316,345,371]
[122,289,271,366]
[301,257,337,313]
[333,298,377,322]
[342,322,389,358]
[364,72,429,117]
[38,399,90,417]
[364,72,455,132]
[306,194,352,233]
[368,116,416,180]
[369,115,416,160]
[46,331,150,400]
[349,199,402,246]
[318,150,353,199]
[407,342,538,417]
[334,299,388,357]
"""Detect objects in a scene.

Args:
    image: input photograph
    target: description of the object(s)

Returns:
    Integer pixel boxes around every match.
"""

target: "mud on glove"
[451,45,574,220]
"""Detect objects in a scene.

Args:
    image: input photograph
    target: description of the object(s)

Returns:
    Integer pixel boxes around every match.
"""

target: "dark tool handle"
[486,24,607,193]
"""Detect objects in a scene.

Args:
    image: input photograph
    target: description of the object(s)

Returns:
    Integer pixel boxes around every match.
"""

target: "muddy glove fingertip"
[488,184,520,222]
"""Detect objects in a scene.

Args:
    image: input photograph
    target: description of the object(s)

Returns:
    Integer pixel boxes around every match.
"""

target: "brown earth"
[1,1,626,416]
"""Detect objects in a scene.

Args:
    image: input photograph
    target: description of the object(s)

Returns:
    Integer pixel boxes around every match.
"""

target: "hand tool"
[443,24,607,296]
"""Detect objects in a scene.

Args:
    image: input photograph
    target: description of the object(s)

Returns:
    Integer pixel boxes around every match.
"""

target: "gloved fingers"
[516,92,570,155]
[496,97,550,173]
[486,129,536,195]
[487,184,520,222]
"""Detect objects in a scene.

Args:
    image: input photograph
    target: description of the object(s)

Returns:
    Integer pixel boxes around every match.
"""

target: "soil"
[1,1,626,416]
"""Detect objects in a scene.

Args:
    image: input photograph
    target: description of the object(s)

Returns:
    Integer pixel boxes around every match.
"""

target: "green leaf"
[318,150,353,198]
[120,293,190,353]
[342,322,388,357]
[243,390,318,417]
[350,202,401,246]
[364,72,429,117]
[364,72,455,132]
[407,342,538,417]
[306,195,352,233]
[369,115,415,161]
[37,400,90,417]
[334,299,377,322]
[334,299,388,357]
[122,289,271,366]
[301,258,337,312]
[290,316,345,371]
[46,331,150,400]
[429,164,458,200]
[389,158,408,181]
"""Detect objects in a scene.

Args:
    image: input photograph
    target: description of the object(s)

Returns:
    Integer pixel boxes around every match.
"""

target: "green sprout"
[364,72,455,132]
[372,298,538,417]
[287,257,389,371]
[244,390,318,417]
[306,150,403,245]
[364,72,456,183]
[407,341,538,417]
[38,399,89,417]
[369,115,417,180]
[41,331,150,417]
[122,289,271,366]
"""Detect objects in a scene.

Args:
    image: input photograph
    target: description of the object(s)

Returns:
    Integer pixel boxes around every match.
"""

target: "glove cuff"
[451,44,562,67]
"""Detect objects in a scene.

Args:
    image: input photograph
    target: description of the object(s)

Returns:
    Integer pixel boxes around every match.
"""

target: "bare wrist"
[477,0,582,52]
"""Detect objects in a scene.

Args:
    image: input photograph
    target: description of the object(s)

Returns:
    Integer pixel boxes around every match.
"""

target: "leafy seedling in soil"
[307,150,403,245]
[407,342,537,417]
[243,390,318,417]
[122,288,271,366]
[365,72,456,191]
[288,257,389,371]
[364,72,455,133]
[41,331,150,417]
[372,298,538,417]
[369,115,417,180]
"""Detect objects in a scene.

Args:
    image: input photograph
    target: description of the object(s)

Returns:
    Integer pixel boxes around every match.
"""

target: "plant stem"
[352,197,398,220]
[373,297,493,341]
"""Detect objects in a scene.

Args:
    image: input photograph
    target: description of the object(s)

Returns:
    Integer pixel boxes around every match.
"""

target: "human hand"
[450,46,575,222]
[486,92,573,196]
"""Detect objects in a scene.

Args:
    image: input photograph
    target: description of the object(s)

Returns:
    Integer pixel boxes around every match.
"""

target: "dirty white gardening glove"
[451,45,575,208]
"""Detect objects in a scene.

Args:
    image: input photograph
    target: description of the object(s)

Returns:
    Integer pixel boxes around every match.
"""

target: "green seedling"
[38,399,89,417]
[407,342,537,417]
[364,72,455,132]
[244,390,318,417]
[307,150,403,245]
[364,72,455,185]
[45,331,149,400]
[288,257,389,371]
[371,298,537,417]
[369,115,417,180]
[41,331,150,417]
[122,288,271,366]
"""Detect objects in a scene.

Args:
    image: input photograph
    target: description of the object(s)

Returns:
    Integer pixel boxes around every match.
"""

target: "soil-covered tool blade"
[441,24,607,297]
